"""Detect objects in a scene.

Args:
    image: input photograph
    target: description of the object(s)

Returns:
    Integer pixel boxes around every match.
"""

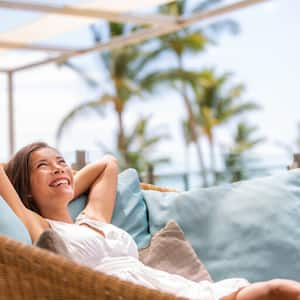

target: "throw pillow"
[142,169,300,282]
[139,220,212,282]
[34,229,71,259]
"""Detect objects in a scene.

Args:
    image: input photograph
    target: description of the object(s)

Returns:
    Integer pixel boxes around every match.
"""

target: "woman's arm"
[73,155,114,198]
[0,164,44,241]
[74,155,119,223]
[0,164,28,220]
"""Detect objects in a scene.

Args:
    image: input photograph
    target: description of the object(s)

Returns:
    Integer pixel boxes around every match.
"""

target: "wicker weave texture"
[140,183,178,192]
[0,234,186,300]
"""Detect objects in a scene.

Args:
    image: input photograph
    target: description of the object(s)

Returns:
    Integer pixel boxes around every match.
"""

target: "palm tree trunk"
[178,55,208,187]
[115,105,130,167]
[183,136,190,190]
[209,133,217,184]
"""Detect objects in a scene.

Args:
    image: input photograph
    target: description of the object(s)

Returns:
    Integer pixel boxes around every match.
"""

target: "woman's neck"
[41,206,74,223]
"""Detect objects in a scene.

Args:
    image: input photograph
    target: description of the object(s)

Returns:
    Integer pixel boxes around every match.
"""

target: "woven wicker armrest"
[140,182,179,192]
[0,235,185,300]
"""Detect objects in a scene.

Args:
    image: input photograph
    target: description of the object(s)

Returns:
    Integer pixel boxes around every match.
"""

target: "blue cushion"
[0,196,31,244]
[143,169,300,282]
[69,168,151,249]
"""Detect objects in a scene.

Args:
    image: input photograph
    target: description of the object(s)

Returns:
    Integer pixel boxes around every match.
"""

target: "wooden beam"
[11,26,171,72]
[10,0,271,73]
[0,40,80,52]
[7,71,15,156]
[183,0,272,26]
[0,68,10,73]
[0,0,176,26]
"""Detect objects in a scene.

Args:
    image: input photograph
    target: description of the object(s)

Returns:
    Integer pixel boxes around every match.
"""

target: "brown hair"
[5,142,56,213]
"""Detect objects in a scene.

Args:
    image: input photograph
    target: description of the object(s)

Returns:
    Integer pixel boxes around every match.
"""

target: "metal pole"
[7,71,15,156]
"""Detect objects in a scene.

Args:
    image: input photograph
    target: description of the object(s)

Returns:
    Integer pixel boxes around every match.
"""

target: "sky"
[0,0,300,175]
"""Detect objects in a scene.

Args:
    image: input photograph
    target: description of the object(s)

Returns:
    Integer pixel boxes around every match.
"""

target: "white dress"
[46,212,249,300]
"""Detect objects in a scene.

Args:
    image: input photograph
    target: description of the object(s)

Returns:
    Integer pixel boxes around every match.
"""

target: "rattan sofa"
[0,234,186,300]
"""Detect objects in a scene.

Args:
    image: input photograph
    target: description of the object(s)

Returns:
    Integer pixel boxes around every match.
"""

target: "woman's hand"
[100,155,118,165]
[73,154,118,199]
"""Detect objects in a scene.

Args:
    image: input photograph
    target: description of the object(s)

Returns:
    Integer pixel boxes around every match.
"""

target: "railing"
[66,150,298,190]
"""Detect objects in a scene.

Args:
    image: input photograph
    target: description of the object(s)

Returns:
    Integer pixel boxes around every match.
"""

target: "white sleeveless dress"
[46,212,249,300]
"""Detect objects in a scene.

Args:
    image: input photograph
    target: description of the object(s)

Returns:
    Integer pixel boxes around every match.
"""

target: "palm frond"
[140,68,198,93]
[134,47,169,74]
[192,0,223,12]
[56,99,106,143]
[178,31,208,52]
[90,24,102,43]
[228,84,245,98]
[58,61,99,88]
[141,134,170,150]
[159,1,185,16]
[109,22,126,37]
[90,24,110,71]
[204,19,240,37]
[220,102,260,121]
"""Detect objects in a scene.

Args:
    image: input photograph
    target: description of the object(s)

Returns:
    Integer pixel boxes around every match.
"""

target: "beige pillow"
[139,220,212,283]
[34,229,71,259]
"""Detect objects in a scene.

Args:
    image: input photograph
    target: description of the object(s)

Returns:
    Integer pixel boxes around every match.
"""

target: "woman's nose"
[53,165,64,174]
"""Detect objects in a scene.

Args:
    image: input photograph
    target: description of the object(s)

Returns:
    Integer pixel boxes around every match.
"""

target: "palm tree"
[56,23,166,171]
[139,0,239,186]
[121,116,170,182]
[96,115,170,183]
[191,69,260,183]
[223,122,264,182]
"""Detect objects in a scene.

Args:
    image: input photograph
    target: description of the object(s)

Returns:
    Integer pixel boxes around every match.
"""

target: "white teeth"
[51,179,69,187]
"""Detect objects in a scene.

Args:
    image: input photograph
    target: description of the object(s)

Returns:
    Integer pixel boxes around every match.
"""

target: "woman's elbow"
[102,155,118,166]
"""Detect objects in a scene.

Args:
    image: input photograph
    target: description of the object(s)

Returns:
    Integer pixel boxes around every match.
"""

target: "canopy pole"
[7,71,15,156]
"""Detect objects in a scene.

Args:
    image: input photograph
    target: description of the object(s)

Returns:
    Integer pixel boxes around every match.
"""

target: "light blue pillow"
[69,168,151,248]
[0,196,31,244]
[143,169,300,282]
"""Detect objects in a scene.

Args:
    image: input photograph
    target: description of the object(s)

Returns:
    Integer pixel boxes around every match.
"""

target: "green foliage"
[97,116,170,182]
[180,69,261,184]
[222,122,265,182]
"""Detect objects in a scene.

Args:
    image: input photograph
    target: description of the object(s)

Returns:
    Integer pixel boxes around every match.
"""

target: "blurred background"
[1,0,300,189]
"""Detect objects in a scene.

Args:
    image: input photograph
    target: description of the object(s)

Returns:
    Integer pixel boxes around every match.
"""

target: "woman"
[0,141,299,300]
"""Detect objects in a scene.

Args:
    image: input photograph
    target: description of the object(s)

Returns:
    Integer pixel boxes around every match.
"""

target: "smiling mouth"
[49,178,71,188]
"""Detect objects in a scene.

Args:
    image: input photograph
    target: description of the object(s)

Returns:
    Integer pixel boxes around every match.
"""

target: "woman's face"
[29,147,74,211]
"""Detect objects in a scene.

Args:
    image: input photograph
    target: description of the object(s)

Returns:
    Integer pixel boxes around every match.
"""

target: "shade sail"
[0,0,174,53]
[0,0,271,72]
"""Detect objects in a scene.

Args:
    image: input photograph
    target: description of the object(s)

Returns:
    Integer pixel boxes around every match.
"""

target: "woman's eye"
[37,163,47,168]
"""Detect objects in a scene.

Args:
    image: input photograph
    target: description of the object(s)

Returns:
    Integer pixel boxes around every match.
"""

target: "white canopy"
[0,0,174,48]
[0,0,271,72]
